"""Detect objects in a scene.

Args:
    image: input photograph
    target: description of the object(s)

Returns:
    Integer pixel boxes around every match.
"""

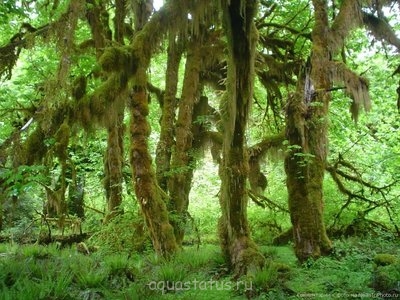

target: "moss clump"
[274,262,291,273]
[74,96,92,130]
[24,127,47,164]
[72,75,87,100]
[241,247,266,270]
[374,254,397,266]
[371,254,400,293]
[99,46,138,75]
[371,261,400,292]
[54,123,70,161]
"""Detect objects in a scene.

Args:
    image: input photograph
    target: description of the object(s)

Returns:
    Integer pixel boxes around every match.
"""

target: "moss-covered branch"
[0,24,50,80]
[248,132,285,160]
[362,12,400,50]
[329,0,363,54]
[248,189,289,213]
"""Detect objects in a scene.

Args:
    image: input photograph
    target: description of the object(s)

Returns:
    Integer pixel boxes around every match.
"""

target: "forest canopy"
[0,0,399,298]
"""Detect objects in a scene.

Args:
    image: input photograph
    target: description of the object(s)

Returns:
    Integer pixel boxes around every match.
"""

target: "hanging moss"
[54,122,70,161]
[329,0,363,52]
[249,159,268,194]
[72,75,87,100]
[99,45,138,76]
[85,0,112,51]
[24,127,47,165]
[362,12,400,50]
[74,96,92,130]
[82,74,128,127]
[330,61,371,122]
[52,0,85,85]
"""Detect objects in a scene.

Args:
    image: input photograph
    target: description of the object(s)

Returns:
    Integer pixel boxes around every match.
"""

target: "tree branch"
[329,0,363,54]
[362,12,400,50]
[248,189,289,213]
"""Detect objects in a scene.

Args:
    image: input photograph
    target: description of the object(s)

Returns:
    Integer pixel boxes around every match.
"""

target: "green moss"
[372,262,400,292]
[24,127,47,164]
[99,46,138,75]
[54,122,70,160]
[75,95,92,129]
[233,240,265,277]
[99,46,128,72]
[273,262,291,273]
[374,253,397,266]
[72,75,87,100]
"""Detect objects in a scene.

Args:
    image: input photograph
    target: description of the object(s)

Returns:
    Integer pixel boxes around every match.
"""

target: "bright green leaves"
[0,164,46,197]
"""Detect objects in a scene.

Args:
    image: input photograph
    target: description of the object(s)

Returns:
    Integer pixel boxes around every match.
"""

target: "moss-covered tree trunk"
[130,66,178,257]
[87,0,125,222]
[68,173,85,219]
[155,34,181,191]
[218,0,265,277]
[167,36,202,246]
[103,119,124,221]
[284,0,332,262]
[128,0,177,257]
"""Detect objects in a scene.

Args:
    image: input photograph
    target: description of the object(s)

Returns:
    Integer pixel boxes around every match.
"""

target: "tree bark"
[129,67,178,257]
[284,0,332,262]
[103,119,124,221]
[155,34,181,191]
[218,0,265,277]
[128,0,177,257]
[167,35,202,246]
[68,174,85,219]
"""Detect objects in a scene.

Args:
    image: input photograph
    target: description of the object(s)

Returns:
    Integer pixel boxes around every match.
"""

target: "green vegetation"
[1,0,400,299]
[0,235,399,299]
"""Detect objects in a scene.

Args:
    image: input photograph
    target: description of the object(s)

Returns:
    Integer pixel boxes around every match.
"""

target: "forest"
[0,0,399,299]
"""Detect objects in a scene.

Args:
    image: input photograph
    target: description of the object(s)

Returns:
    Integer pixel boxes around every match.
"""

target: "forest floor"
[0,235,399,299]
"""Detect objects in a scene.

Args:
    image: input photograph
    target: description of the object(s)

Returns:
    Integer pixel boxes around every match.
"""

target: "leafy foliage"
[0,0,399,297]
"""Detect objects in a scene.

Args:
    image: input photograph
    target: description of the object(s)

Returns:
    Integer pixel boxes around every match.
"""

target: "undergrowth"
[0,234,399,299]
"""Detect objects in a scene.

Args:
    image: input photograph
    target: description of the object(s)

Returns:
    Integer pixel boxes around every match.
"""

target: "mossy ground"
[0,235,399,300]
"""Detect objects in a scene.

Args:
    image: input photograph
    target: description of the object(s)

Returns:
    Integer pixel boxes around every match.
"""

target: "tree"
[98,0,125,221]
[167,33,202,246]
[0,0,399,268]
[218,0,265,276]
[284,0,333,261]
[284,0,400,261]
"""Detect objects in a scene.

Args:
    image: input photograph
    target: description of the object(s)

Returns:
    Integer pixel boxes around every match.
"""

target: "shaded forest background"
[0,0,399,297]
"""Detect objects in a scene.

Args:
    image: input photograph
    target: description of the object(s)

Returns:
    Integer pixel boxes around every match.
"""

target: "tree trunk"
[218,0,265,277]
[167,36,201,246]
[129,68,178,257]
[103,118,124,221]
[155,34,181,191]
[68,174,85,219]
[284,0,332,262]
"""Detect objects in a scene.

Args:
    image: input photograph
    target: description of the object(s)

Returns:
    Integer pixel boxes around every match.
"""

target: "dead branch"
[326,156,399,234]
[248,189,289,213]
[83,204,105,215]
